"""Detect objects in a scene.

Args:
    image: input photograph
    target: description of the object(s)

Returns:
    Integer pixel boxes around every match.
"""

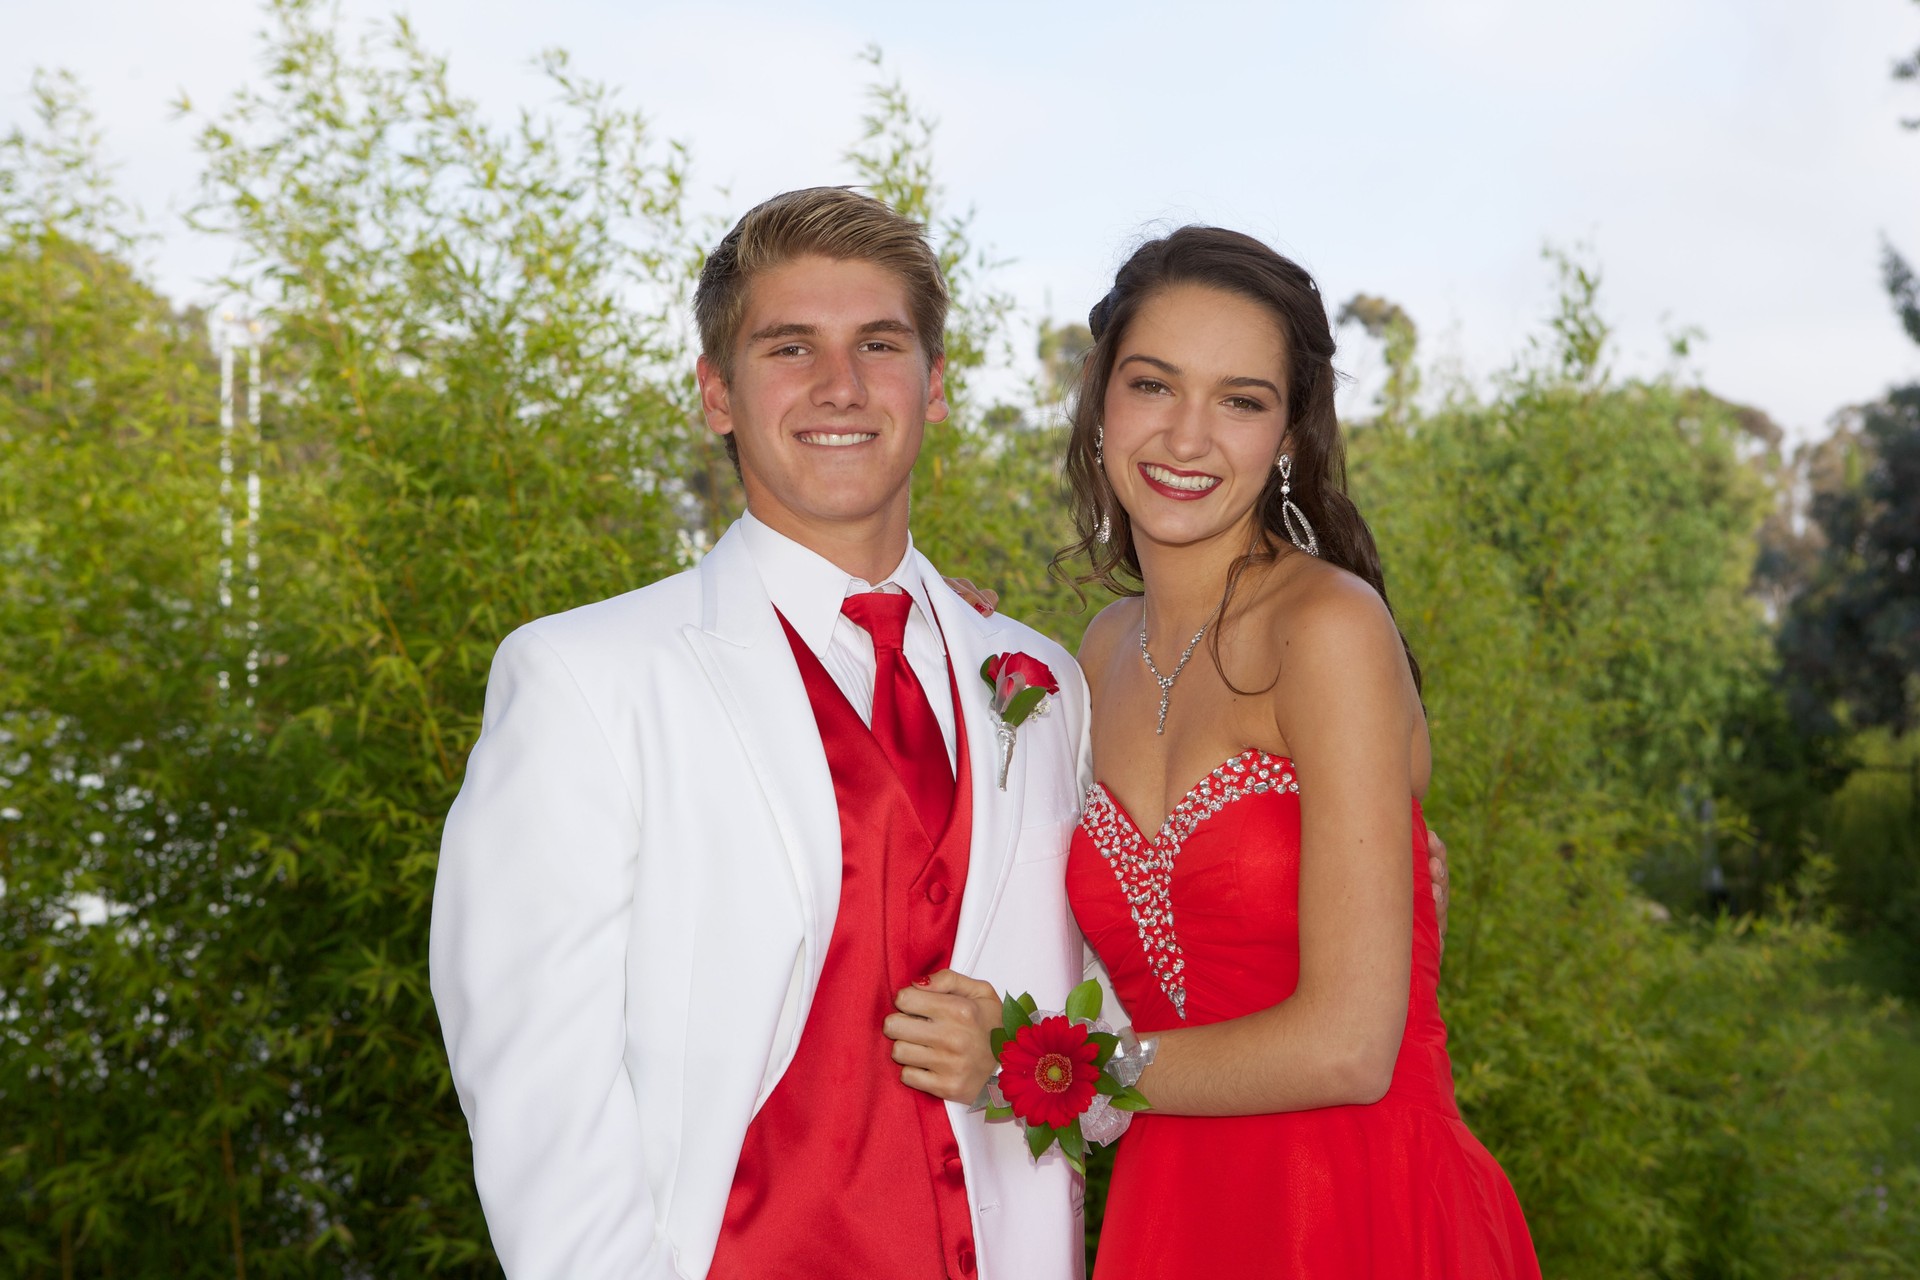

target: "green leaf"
[1094,1072,1124,1097]
[1111,1086,1154,1112]
[1025,1121,1055,1160]
[1059,1119,1087,1174]
[1000,994,1028,1040]
[1004,684,1046,726]
[989,1027,1009,1057]
[1065,978,1102,1023]
[1087,1031,1119,1066]
[1059,1120,1086,1165]
[1016,992,1038,1017]
[979,655,997,686]
[985,1103,1014,1122]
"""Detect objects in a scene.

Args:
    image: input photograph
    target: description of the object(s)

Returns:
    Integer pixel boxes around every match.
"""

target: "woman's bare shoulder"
[1259,557,1414,702]
[1076,596,1140,695]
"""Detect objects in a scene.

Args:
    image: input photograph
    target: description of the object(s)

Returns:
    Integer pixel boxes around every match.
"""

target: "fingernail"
[913,975,932,987]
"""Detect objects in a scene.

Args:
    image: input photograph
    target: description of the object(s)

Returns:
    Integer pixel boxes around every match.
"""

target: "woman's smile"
[1137,461,1223,499]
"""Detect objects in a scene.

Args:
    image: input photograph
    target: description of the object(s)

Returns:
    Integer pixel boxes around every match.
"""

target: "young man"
[431,187,1092,1280]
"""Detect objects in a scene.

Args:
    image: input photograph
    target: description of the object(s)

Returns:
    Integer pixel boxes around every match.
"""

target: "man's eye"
[772,344,807,357]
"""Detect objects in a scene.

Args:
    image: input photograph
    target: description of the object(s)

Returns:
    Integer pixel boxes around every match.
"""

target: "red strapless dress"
[1067,749,1540,1278]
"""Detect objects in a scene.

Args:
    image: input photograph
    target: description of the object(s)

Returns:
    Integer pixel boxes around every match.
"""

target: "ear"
[924,354,950,425]
[696,354,734,439]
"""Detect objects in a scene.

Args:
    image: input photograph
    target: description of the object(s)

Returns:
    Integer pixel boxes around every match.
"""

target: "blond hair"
[695,186,949,384]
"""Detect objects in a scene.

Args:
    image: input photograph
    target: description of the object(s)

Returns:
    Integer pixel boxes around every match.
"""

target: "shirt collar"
[736,509,936,657]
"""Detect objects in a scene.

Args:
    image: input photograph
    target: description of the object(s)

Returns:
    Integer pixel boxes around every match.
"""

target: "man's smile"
[796,430,880,447]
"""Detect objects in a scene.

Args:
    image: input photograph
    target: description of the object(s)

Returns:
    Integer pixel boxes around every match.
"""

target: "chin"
[1131,510,1257,551]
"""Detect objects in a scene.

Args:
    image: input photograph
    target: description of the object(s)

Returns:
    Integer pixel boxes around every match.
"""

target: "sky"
[6,0,1920,443]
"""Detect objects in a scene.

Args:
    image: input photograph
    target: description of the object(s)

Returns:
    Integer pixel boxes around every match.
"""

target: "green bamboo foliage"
[2,5,1917,1277]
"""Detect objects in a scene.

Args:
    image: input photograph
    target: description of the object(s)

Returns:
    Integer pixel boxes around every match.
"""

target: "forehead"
[739,254,918,334]
[1122,283,1288,376]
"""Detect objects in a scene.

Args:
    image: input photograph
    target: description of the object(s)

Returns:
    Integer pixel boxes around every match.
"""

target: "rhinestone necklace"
[1139,616,1211,735]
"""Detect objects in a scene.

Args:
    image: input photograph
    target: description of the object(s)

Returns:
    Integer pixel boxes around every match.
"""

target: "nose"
[811,344,867,411]
[1164,399,1211,463]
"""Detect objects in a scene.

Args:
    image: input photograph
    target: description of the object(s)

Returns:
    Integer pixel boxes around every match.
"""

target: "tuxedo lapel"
[912,555,1026,975]
[683,527,842,979]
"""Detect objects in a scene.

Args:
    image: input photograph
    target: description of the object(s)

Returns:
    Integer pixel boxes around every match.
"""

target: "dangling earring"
[1095,425,1113,544]
[1277,454,1319,556]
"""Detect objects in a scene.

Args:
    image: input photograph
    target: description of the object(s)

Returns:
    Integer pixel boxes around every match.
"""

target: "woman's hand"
[885,969,1003,1102]
[943,577,999,617]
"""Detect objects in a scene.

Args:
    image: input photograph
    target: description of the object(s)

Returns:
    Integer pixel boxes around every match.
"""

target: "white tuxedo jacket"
[430,522,1093,1279]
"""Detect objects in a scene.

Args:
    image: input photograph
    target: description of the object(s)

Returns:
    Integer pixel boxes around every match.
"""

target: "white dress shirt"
[737,510,957,769]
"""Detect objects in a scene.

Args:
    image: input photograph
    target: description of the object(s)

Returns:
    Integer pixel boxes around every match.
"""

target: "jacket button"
[945,1154,965,1180]
[927,882,950,904]
[957,1243,976,1275]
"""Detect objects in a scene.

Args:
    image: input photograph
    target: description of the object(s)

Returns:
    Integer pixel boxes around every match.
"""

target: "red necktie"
[841,591,955,838]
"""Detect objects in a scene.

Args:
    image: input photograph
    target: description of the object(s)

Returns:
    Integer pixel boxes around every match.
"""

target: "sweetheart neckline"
[1091,747,1295,845]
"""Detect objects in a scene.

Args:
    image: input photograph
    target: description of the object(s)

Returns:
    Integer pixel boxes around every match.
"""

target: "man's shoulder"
[504,563,705,663]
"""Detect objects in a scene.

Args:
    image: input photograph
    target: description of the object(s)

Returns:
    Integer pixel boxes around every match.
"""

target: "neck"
[1133,515,1263,644]
[743,492,912,584]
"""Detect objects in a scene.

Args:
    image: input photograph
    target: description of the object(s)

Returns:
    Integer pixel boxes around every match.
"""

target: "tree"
[1337,292,1420,423]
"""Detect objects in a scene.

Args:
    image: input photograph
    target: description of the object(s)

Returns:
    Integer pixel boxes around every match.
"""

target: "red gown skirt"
[1067,750,1540,1278]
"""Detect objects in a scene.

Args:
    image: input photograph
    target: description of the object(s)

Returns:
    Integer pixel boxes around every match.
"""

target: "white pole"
[217,314,235,701]
[246,336,262,700]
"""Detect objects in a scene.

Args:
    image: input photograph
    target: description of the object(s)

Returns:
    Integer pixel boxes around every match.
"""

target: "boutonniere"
[981,651,1059,790]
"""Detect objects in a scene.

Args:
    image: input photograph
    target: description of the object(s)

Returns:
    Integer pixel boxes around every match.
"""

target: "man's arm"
[430,628,678,1279]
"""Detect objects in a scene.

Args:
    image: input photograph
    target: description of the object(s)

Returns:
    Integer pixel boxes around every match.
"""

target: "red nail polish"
[913,975,932,987]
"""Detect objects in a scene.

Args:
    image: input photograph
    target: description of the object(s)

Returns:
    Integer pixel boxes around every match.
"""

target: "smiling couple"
[429,186,1540,1279]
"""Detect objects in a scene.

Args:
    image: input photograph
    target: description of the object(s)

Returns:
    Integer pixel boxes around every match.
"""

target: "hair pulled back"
[1056,226,1420,693]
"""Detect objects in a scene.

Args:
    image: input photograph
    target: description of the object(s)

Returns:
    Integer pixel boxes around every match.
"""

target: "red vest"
[707,613,977,1280]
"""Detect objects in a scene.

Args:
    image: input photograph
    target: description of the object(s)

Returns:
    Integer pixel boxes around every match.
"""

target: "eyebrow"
[746,318,918,344]
[1118,353,1282,401]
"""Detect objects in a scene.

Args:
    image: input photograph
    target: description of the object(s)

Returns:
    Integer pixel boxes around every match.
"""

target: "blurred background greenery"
[3,1,1918,1275]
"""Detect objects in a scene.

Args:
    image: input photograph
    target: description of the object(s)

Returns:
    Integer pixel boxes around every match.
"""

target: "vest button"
[945,1154,965,1181]
[957,1242,976,1275]
[927,881,950,905]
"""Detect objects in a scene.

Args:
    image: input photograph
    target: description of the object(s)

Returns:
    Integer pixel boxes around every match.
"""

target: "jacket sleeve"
[1065,649,1131,1034]
[430,626,682,1279]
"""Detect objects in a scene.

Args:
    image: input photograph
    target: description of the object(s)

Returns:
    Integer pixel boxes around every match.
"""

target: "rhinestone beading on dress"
[1078,749,1298,1020]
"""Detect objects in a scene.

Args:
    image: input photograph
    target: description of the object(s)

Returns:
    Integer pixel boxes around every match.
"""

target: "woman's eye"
[1130,378,1169,395]
[1226,395,1267,412]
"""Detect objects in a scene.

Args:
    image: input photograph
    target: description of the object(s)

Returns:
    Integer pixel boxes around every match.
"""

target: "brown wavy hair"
[1054,225,1421,693]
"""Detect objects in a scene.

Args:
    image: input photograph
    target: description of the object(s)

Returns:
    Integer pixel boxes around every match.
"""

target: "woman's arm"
[1131,573,1418,1116]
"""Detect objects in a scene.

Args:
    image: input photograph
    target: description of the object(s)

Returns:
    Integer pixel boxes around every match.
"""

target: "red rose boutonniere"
[981,651,1060,790]
[985,979,1151,1174]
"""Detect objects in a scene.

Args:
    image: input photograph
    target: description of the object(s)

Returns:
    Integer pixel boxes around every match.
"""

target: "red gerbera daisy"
[997,1015,1100,1130]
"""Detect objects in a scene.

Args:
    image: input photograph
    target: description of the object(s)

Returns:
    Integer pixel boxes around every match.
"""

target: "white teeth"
[1142,463,1220,492]
[799,432,877,447]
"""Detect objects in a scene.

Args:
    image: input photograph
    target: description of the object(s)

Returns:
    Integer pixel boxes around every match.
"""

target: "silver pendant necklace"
[1139,616,1211,735]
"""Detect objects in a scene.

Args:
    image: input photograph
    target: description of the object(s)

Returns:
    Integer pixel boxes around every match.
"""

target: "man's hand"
[1428,826,1450,957]
[942,577,999,617]
[885,969,1002,1102]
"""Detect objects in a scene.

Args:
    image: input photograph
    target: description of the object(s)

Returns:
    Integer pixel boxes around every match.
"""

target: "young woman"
[1061,227,1538,1276]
